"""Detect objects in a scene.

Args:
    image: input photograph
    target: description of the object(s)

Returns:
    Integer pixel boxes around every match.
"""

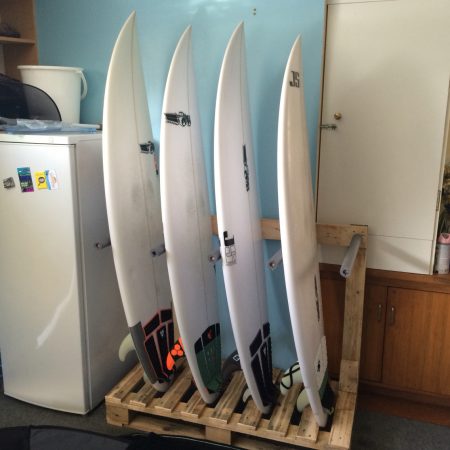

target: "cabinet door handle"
[389,306,396,325]
[376,303,382,322]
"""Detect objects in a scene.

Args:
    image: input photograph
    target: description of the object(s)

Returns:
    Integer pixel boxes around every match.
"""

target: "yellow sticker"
[35,171,48,190]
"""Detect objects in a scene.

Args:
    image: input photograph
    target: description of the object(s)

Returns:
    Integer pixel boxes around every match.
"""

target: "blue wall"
[35,0,326,370]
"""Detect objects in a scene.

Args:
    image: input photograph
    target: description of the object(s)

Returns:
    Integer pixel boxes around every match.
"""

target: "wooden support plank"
[339,360,359,394]
[327,392,356,450]
[155,367,193,413]
[205,426,233,445]
[267,383,302,436]
[209,371,246,424]
[210,215,218,236]
[210,216,369,248]
[181,390,207,419]
[129,414,207,440]
[129,382,158,408]
[316,223,368,249]
[341,248,366,364]
[106,364,143,404]
[236,398,262,431]
[334,391,357,412]
[106,403,133,427]
[296,407,320,443]
[261,218,282,240]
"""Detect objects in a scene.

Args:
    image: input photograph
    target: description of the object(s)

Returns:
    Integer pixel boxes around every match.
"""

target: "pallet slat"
[155,365,193,413]
[237,399,262,431]
[267,383,302,436]
[107,364,143,404]
[182,390,207,419]
[296,407,320,443]
[129,382,158,408]
[209,371,246,425]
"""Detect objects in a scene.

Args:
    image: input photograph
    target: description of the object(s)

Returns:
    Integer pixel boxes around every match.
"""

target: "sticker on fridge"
[46,169,59,190]
[17,167,34,192]
[35,171,48,190]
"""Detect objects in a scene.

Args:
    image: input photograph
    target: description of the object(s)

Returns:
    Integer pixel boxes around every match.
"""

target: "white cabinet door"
[317,0,450,274]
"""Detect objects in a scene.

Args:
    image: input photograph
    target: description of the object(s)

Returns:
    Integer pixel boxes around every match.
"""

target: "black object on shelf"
[0,73,61,121]
[0,22,20,38]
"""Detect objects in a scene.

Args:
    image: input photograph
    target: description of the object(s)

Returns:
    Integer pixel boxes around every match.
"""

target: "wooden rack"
[105,221,368,450]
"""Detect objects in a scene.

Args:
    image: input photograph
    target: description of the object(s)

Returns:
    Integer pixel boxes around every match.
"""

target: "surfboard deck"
[277,36,333,426]
[160,26,222,405]
[214,22,275,414]
[102,11,174,392]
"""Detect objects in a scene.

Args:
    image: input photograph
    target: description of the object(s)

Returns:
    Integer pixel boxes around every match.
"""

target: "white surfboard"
[160,26,222,405]
[103,12,174,392]
[277,36,333,426]
[214,22,275,414]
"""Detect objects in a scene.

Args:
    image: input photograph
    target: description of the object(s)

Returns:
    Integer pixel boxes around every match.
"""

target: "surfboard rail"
[105,221,368,450]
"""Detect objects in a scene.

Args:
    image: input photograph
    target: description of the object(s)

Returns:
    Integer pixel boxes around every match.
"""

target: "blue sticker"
[17,167,34,193]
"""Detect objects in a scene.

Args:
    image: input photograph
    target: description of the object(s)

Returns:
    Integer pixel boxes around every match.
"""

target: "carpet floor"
[1,379,449,450]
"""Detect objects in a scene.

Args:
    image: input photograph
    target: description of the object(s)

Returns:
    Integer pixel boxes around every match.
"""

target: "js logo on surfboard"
[164,111,191,127]
[289,70,300,88]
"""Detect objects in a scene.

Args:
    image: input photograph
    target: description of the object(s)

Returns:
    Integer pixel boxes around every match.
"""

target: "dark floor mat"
[0,426,240,450]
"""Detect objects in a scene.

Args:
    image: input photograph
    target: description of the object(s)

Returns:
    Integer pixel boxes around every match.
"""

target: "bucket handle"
[78,69,88,100]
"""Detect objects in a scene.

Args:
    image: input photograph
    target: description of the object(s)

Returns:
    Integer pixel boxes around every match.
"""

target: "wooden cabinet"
[359,284,386,383]
[0,0,38,79]
[382,287,450,397]
[321,264,450,405]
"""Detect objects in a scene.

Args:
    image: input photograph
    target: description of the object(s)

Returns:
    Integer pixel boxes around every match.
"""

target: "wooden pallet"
[105,222,367,450]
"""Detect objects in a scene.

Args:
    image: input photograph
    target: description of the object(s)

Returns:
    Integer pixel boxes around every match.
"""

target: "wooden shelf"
[0,0,38,78]
[0,36,35,45]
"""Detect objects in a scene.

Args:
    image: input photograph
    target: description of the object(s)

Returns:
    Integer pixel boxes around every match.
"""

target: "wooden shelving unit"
[105,221,368,450]
[0,0,38,79]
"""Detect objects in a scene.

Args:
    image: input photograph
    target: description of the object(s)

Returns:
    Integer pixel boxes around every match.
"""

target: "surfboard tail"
[194,323,222,395]
[129,308,175,390]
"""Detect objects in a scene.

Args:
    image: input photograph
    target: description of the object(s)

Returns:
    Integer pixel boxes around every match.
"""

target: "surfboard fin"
[242,387,251,403]
[221,349,241,383]
[296,389,309,413]
[118,333,135,362]
[280,361,311,414]
[280,361,303,395]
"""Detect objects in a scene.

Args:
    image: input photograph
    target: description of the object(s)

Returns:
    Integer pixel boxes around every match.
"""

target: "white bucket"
[18,65,88,123]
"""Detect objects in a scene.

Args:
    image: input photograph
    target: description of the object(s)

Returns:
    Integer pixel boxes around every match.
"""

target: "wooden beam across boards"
[210,215,368,249]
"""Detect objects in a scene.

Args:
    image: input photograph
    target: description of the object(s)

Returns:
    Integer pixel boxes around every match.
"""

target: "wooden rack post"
[105,220,368,450]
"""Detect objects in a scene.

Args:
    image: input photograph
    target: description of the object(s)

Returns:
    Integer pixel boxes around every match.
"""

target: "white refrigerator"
[0,132,135,414]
